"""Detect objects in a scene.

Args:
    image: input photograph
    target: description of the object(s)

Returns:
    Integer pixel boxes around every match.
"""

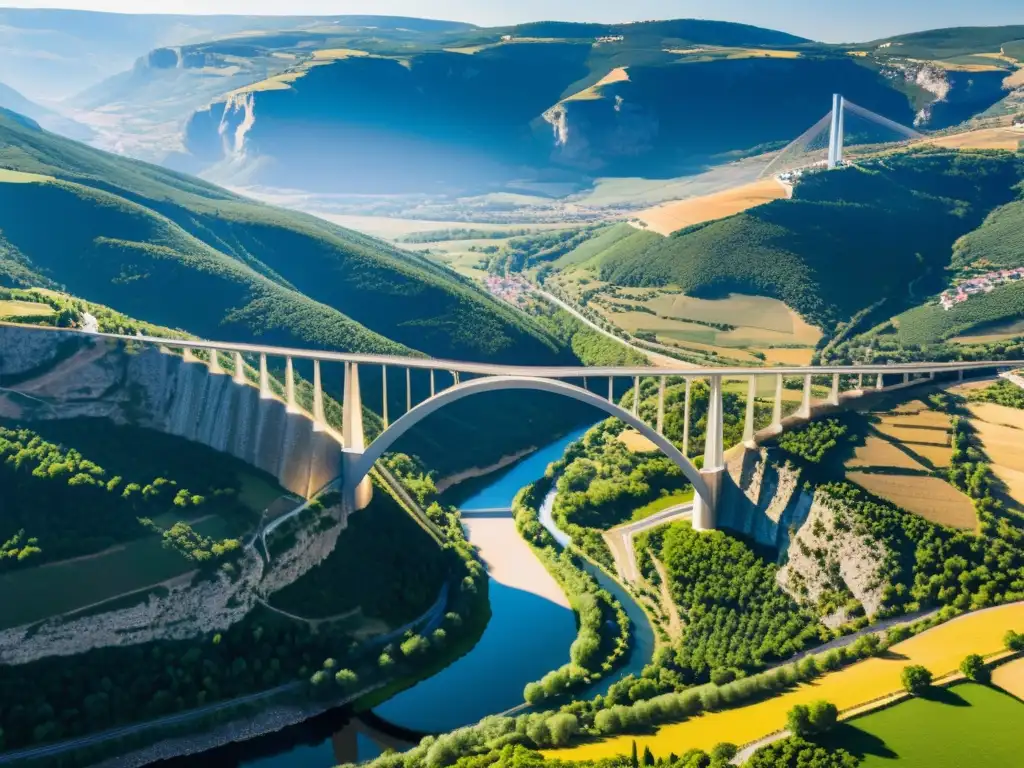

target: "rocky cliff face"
[717,447,887,626]
[0,327,342,499]
[0,325,352,663]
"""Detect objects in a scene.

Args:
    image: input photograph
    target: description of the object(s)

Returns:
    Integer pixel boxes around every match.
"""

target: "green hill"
[0,107,564,365]
[591,150,1024,332]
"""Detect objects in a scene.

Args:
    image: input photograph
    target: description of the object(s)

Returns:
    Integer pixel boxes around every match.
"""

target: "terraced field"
[844,394,976,529]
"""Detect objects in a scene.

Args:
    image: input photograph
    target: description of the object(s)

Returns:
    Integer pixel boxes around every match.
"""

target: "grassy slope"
[0,107,565,364]
[592,150,1024,331]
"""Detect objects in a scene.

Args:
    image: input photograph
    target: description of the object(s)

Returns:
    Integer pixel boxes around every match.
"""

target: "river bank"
[434,448,537,495]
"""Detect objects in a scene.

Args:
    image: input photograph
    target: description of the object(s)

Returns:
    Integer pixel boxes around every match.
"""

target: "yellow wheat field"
[545,603,1024,761]
[565,67,630,101]
[992,656,1024,701]
[916,127,1023,152]
[618,429,659,453]
[754,348,816,366]
[634,178,788,235]
[847,473,977,529]
[846,436,930,472]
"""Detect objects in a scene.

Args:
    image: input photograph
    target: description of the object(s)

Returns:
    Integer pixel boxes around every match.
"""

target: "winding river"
[182,426,654,766]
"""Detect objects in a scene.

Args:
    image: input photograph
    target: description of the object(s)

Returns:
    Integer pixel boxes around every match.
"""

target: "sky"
[5,0,1024,43]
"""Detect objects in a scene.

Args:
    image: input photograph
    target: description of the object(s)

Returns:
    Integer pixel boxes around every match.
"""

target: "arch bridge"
[5,325,1008,531]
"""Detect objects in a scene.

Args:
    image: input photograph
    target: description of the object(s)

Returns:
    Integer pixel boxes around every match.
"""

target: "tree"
[335,669,358,691]
[630,740,639,768]
[711,743,738,762]
[901,664,933,695]
[959,654,990,683]
[786,700,837,737]
[1005,630,1024,652]
[642,745,655,766]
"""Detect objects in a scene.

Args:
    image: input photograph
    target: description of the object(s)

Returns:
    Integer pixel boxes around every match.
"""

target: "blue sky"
[6,0,1024,42]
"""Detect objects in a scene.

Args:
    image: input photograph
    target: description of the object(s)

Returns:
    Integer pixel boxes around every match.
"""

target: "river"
[179,428,599,766]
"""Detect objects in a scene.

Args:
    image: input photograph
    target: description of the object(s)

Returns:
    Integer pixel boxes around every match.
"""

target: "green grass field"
[823,683,1024,767]
[631,491,695,522]
[0,515,232,630]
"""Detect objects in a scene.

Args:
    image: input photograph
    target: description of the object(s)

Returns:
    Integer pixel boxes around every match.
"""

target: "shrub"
[335,669,359,690]
[959,654,990,683]
[901,664,933,695]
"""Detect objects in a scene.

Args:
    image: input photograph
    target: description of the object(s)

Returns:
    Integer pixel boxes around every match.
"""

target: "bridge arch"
[344,375,712,508]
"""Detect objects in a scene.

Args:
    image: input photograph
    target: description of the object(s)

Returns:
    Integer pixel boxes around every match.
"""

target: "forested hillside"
[0,108,565,365]
[594,150,1024,331]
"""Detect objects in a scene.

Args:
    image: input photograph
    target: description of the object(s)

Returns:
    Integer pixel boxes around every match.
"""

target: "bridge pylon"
[693,374,725,531]
[828,93,845,169]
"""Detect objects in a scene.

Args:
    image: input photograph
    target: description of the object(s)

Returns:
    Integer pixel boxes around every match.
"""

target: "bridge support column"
[233,352,246,385]
[682,378,692,457]
[182,347,198,364]
[903,372,911,385]
[208,349,224,375]
[743,376,757,448]
[430,369,436,398]
[876,372,885,390]
[828,373,841,407]
[770,373,784,434]
[382,365,389,429]
[406,368,412,413]
[608,376,614,403]
[285,357,297,413]
[693,374,724,532]
[958,369,965,382]
[797,374,813,419]
[857,372,864,392]
[657,376,666,435]
[313,360,326,430]
[259,353,271,399]
[633,376,640,417]
[342,362,372,512]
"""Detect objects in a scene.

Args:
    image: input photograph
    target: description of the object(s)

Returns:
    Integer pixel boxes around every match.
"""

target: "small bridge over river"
[1,324,1010,531]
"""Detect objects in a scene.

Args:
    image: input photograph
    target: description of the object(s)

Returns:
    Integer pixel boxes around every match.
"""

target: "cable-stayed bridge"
[760,93,924,179]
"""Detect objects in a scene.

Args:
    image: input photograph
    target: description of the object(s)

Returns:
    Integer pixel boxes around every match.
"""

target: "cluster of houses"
[940,267,1024,310]
[595,35,625,43]
[484,275,529,304]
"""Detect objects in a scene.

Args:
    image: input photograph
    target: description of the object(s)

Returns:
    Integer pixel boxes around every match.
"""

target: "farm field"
[633,178,788,235]
[594,290,820,364]
[845,472,977,529]
[0,300,53,319]
[825,683,1024,768]
[0,169,52,184]
[951,316,1024,344]
[843,393,976,529]
[992,656,1024,700]
[963,401,1024,510]
[915,126,1024,151]
[618,428,659,453]
[564,67,629,101]
[0,515,232,630]
[544,602,1024,761]
[754,347,816,365]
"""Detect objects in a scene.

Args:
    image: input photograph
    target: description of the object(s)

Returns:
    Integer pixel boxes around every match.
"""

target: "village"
[484,274,531,305]
[940,266,1024,310]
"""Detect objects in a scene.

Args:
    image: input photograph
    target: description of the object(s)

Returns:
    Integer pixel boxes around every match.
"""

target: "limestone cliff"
[0,326,342,499]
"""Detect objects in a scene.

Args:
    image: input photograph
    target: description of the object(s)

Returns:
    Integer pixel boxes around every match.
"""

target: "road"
[606,503,694,582]
[8,322,1007,381]
[531,288,685,367]
[1000,370,1024,390]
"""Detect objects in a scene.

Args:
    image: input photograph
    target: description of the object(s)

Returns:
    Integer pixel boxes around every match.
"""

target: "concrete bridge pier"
[769,373,784,435]
[693,374,725,532]
[743,375,758,448]
[341,361,373,512]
